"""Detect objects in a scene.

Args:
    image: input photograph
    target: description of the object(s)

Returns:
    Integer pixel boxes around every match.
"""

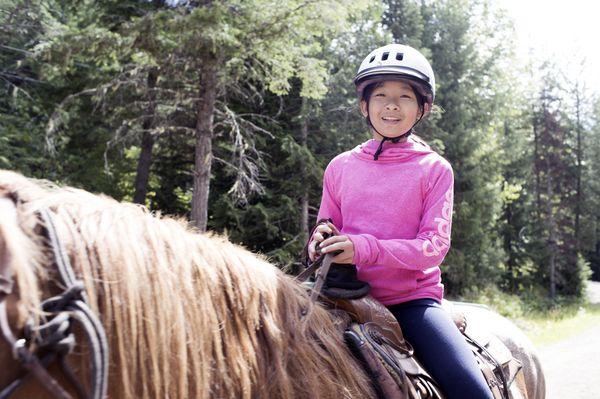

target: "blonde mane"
[0,171,375,399]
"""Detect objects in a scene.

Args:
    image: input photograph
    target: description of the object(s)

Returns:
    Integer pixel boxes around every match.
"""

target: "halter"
[0,209,109,399]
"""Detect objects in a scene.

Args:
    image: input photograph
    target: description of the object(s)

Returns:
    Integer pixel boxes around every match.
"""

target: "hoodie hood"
[353,137,434,162]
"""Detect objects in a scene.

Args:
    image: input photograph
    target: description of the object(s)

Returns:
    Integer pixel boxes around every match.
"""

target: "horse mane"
[0,171,375,399]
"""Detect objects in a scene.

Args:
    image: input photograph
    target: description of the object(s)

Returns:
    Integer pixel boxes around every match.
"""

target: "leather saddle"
[326,295,467,345]
[298,243,519,399]
[325,294,521,399]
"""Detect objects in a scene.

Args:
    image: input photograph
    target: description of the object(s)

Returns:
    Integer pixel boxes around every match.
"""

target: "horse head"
[0,170,374,399]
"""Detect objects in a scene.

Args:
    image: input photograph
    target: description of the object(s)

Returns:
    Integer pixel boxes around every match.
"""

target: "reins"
[0,209,109,399]
[296,252,334,302]
[296,218,341,302]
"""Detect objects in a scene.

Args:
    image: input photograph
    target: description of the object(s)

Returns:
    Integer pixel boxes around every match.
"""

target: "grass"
[454,284,600,347]
[512,303,600,347]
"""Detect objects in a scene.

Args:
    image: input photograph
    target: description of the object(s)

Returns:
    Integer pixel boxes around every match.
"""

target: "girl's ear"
[360,100,369,117]
[423,103,431,116]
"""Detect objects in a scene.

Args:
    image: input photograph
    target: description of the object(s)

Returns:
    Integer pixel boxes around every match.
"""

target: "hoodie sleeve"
[316,161,343,229]
[347,162,454,271]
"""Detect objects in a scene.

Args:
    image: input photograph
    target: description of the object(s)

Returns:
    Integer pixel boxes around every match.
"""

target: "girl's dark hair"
[361,79,427,111]
[361,81,384,104]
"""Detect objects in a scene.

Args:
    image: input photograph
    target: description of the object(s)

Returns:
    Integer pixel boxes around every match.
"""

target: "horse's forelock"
[0,171,48,327]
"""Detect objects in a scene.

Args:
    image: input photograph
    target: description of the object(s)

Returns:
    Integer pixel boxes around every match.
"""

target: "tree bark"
[133,68,158,204]
[595,216,600,279]
[541,107,558,299]
[502,120,517,292]
[533,104,541,210]
[574,85,582,249]
[191,56,218,231]
[546,153,557,299]
[299,98,309,240]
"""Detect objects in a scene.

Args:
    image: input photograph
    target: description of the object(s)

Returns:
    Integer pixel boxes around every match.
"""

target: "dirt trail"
[537,281,600,399]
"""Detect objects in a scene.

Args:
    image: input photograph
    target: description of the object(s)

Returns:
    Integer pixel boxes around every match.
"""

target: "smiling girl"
[307,44,494,399]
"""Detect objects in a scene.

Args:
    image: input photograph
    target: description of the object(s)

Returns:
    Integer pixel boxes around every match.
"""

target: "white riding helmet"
[354,43,435,106]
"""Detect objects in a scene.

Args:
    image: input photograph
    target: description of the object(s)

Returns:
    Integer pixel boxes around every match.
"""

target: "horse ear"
[0,189,44,326]
[0,196,18,292]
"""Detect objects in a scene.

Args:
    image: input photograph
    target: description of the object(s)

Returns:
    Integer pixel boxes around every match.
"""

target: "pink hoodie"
[317,138,454,305]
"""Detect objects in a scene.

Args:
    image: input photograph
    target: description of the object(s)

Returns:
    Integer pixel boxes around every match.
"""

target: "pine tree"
[530,66,584,298]
[383,0,515,294]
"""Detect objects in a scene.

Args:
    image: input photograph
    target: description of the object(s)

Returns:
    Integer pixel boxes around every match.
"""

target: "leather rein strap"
[0,209,109,399]
[296,218,337,301]
[295,252,335,302]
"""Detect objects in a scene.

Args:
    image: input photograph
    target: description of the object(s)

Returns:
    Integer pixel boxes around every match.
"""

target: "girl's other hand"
[319,235,354,264]
[308,222,340,261]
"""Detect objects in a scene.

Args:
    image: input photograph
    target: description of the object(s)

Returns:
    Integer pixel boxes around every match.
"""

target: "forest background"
[2,0,599,311]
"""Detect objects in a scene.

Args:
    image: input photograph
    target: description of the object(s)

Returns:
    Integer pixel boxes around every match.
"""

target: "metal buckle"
[12,338,27,361]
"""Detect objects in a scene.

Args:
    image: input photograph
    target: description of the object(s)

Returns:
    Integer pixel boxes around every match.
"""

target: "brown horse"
[0,170,544,399]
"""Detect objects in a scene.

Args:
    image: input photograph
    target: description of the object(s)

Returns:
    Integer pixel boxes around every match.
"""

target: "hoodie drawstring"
[373,136,404,161]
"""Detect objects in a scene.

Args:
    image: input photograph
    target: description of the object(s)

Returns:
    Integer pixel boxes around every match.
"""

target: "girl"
[307,44,494,399]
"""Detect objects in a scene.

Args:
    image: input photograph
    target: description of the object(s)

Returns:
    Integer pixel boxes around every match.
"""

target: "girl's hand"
[308,222,340,261]
[319,235,354,264]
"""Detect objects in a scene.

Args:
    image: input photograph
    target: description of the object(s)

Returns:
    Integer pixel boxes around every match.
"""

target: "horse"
[0,170,545,399]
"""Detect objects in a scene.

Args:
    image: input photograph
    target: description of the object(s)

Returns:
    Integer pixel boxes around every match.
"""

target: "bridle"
[0,209,108,399]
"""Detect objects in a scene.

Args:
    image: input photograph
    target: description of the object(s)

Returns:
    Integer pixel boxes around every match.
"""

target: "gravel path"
[585,281,600,304]
[537,281,600,399]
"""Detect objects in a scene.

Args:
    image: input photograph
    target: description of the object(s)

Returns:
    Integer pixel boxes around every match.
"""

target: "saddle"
[327,294,443,399]
[298,249,521,399]
[328,294,522,399]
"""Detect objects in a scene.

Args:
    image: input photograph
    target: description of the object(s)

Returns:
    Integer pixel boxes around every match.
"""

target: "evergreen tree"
[383,0,514,294]
[1,0,55,177]
[2,0,598,300]
[530,66,585,298]
[581,97,600,280]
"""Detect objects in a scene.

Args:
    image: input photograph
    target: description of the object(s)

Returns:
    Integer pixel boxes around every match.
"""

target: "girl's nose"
[385,101,400,110]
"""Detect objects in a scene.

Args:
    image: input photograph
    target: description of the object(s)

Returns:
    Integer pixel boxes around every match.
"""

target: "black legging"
[388,299,494,399]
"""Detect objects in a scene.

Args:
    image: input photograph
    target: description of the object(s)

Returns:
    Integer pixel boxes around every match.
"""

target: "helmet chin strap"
[370,112,425,161]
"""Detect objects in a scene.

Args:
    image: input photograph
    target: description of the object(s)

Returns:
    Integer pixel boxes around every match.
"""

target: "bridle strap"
[39,209,109,399]
[0,300,73,399]
[1,232,72,399]
[0,209,109,399]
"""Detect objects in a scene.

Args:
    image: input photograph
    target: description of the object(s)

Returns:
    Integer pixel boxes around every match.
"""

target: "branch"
[45,87,102,154]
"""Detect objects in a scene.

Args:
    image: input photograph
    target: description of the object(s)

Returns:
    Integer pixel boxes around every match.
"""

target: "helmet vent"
[396,53,404,61]
[369,55,376,63]
[381,52,389,61]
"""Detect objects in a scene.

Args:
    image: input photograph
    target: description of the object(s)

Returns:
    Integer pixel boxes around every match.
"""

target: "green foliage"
[458,284,525,319]
[580,98,600,280]
[521,303,600,347]
[3,0,600,303]
[381,0,515,294]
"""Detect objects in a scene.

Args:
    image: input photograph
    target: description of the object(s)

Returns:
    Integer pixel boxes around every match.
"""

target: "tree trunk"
[545,154,557,299]
[596,215,600,279]
[191,56,218,231]
[533,105,541,210]
[574,86,582,249]
[133,131,155,204]
[502,120,517,292]
[299,97,309,240]
[133,68,159,204]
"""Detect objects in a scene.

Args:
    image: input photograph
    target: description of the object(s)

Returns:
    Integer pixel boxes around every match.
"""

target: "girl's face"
[360,80,426,141]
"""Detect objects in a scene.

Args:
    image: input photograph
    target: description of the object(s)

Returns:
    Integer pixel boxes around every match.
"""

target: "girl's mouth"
[381,116,401,123]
